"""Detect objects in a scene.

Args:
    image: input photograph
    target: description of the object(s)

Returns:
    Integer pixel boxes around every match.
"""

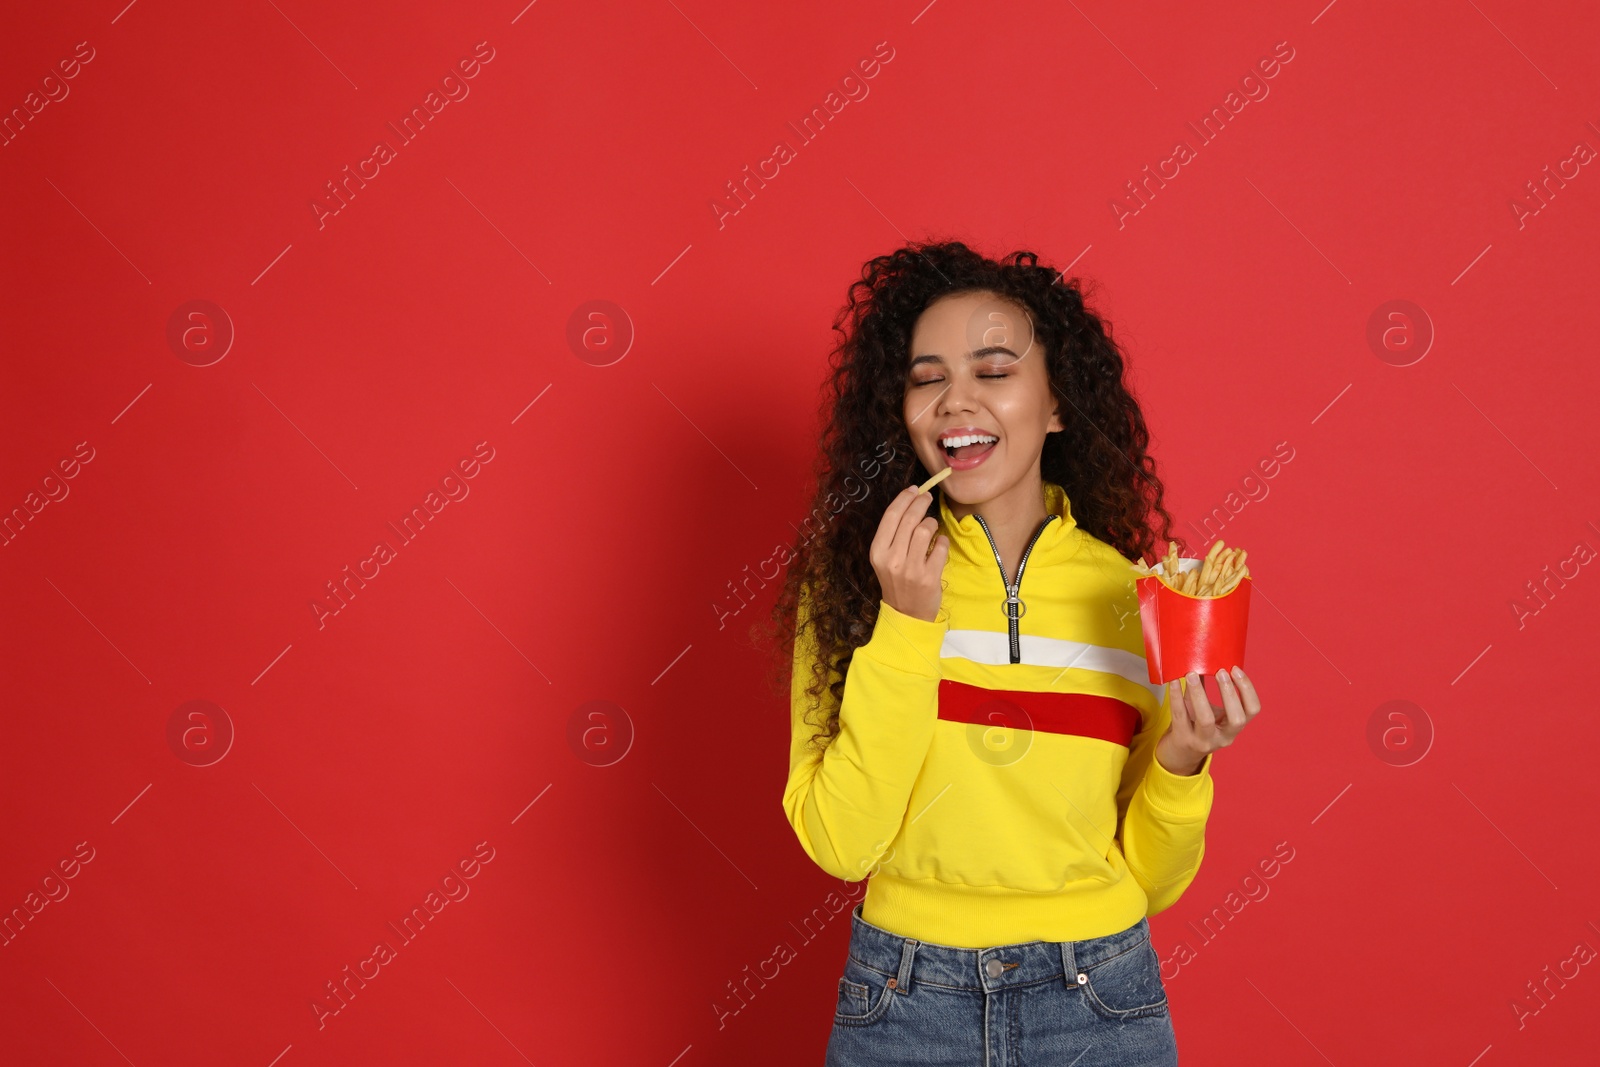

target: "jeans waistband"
[844,901,1152,995]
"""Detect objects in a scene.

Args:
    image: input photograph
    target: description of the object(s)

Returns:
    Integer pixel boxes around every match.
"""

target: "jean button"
[1077,972,1088,985]
[985,958,1003,978]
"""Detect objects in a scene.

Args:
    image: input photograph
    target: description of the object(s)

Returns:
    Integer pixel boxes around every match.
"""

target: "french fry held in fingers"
[917,466,953,494]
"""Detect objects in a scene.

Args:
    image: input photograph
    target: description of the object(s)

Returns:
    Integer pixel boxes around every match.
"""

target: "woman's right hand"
[870,486,951,623]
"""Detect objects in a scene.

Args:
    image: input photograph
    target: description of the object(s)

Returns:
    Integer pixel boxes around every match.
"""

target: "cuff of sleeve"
[1142,749,1214,814]
[857,600,948,677]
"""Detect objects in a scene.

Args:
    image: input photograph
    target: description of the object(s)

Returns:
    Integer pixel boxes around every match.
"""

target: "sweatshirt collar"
[936,479,1079,568]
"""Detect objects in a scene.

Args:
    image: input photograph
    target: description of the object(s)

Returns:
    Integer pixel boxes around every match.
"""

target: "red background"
[4,1,1598,1064]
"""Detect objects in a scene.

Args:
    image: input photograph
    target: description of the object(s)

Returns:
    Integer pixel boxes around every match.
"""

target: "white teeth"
[940,433,998,448]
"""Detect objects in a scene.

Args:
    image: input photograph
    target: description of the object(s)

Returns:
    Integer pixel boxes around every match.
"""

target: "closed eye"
[912,375,1009,386]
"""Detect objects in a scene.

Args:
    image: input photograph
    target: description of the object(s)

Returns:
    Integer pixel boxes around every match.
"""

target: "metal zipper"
[973,513,1059,663]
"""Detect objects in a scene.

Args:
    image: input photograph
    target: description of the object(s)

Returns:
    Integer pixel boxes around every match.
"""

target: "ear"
[1047,402,1065,435]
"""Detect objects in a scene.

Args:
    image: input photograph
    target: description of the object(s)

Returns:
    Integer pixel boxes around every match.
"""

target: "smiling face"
[902,289,1064,507]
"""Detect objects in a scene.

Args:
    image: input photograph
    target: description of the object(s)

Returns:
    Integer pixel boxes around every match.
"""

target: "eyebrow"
[908,345,1020,369]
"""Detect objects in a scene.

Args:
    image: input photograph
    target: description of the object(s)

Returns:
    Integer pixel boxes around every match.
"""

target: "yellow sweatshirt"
[783,480,1214,949]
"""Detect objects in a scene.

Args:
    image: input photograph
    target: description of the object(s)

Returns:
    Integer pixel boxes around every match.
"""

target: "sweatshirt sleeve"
[781,591,948,882]
[1113,679,1214,914]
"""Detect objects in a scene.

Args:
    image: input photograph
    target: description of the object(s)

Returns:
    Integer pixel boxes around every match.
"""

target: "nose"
[935,373,978,416]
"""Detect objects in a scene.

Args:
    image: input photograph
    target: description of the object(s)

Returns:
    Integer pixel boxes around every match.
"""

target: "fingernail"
[1187,671,1200,685]
[1231,666,1243,680]
[1216,669,1231,685]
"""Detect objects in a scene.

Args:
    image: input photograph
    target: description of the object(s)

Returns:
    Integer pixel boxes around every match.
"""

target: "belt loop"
[893,937,918,995]
[1060,939,1079,989]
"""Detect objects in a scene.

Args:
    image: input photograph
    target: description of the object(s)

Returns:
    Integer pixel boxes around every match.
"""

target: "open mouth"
[940,432,999,469]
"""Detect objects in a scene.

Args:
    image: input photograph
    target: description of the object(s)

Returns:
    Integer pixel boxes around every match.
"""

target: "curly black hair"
[758,239,1180,756]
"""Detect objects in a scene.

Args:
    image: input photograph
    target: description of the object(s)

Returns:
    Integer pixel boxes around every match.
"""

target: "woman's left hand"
[1155,666,1261,776]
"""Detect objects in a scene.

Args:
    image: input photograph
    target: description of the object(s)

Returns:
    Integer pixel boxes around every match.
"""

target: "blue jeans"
[825,902,1179,1066]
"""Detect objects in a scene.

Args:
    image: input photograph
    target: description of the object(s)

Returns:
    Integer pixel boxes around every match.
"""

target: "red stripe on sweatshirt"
[937,679,1141,748]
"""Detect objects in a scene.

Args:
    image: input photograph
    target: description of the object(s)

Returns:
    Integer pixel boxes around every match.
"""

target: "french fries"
[917,467,953,494]
[1134,539,1250,597]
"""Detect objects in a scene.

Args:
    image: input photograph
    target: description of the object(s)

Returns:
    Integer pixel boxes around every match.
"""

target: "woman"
[770,241,1263,1065]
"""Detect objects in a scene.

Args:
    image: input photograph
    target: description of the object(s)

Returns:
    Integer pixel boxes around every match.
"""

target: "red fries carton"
[1135,558,1252,684]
